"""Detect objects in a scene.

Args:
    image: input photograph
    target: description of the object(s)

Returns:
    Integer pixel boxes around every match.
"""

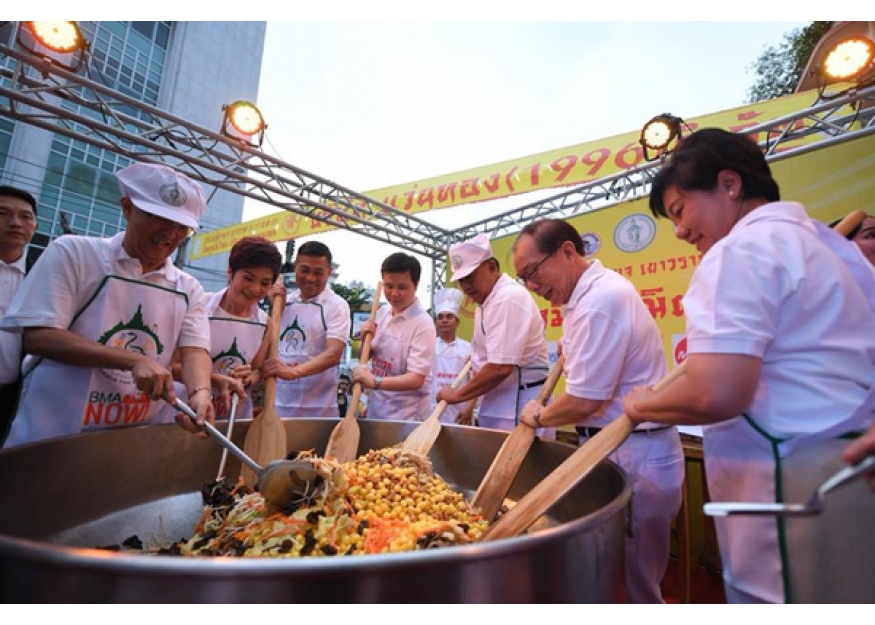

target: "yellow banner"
[192,88,841,260]
[457,133,875,387]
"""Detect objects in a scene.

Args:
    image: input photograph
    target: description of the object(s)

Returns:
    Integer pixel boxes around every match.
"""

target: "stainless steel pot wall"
[0,420,630,603]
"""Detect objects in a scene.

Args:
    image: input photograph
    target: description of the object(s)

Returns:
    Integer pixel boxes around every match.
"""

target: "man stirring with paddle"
[512,218,684,604]
[1,162,214,447]
[437,234,553,439]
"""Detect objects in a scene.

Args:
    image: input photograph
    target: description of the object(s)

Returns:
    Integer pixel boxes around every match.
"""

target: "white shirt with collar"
[472,273,548,421]
[0,252,27,385]
[686,201,875,448]
[368,298,436,421]
[561,259,667,428]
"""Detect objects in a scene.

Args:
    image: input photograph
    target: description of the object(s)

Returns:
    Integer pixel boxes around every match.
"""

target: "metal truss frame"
[2,41,874,295]
[0,44,450,260]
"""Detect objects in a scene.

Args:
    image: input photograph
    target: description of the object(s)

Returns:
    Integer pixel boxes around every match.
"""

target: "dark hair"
[648,128,780,218]
[0,185,38,216]
[381,252,421,286]
[296,240,332,265]
[515,218,584,256]
[228,236,282,279]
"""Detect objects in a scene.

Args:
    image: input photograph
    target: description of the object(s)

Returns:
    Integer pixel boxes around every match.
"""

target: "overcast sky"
[240,20,816,299]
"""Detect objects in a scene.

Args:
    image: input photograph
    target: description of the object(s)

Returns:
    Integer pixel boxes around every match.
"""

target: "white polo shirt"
[368,298,436,421]
[0,253,27,385]
[686,201,875,446]
[561,260,667,428]
[1,232,210,352]
[473,273,549,420]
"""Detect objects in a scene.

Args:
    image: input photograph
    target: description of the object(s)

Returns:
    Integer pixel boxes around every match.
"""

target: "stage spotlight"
[16,21,88,72]
[639,114,684,162]
[221,101,266,147]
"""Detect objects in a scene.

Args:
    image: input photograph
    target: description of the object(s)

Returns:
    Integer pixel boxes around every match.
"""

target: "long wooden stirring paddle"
[324,282,383,463]
[241,276,288,488]
[481,361,688,541]
[834,210,867,237]
[472,354,565,522]
[401,359,473,457]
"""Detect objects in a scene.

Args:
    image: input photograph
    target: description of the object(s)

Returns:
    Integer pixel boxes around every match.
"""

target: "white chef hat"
[434,287,464,317]
[449,233,493,282]
[117,162,207,229]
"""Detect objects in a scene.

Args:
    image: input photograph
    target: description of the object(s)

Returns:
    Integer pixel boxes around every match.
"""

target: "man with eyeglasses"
[436,233,552,437]
[262,240,351,418]
[1,162,214,448]
[0,186,38,443]
[511,218,683,603]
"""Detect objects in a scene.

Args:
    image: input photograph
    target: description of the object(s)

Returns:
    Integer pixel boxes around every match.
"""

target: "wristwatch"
[374,375,383,390]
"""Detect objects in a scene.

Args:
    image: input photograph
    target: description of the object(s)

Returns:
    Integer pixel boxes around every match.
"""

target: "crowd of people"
[1,128,875,602]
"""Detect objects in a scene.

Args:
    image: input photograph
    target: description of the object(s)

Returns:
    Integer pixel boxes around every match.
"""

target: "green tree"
[746,21,833,103]
[331,282,372,316]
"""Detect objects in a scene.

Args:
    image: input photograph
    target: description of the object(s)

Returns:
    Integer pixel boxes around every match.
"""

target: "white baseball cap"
[434,287,464,317]
[449,233,493,282]
[117,162,207,230]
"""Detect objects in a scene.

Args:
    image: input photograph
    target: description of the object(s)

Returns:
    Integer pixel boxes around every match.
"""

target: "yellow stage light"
[27,21,83,54]
[823,38,875,81]
[222,101,266,147]
[639,114,684,162]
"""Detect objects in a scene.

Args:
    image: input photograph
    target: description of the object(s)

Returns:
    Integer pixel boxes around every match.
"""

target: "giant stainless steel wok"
[0,419,630,603]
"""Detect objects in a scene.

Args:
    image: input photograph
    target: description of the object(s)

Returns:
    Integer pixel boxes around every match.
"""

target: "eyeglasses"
[516,249,557,286]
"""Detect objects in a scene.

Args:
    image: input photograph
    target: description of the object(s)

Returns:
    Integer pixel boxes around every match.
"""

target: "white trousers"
[590,426,684,603]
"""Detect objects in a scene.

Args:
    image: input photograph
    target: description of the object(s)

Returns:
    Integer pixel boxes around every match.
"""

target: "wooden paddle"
[834,210,867,237]
[480,360,688,541]
[324,281,383,463]
[471,354,565,522]
[401,359,473,456]
[241,276,288,488]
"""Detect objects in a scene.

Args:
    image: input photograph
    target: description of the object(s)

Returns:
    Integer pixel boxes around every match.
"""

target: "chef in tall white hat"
[430,287,473,424]
[1,162,214,448]
[436,234,552,437]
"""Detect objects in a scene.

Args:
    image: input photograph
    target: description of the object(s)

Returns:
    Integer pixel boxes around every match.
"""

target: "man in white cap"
[1,162,214,448]
[430,287,473,424]
[436,234,552,437]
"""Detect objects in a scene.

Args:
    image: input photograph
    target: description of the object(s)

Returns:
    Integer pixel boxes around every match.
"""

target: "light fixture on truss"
[639,113,685,162]
[16,21,88,73]
[221,100,267,148]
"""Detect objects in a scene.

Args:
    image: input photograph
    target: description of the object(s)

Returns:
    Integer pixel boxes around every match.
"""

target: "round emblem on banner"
[613,213,657,253]
[579,231,601,259]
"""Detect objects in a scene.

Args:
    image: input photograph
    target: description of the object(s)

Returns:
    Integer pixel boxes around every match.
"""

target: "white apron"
[368,330,430,422]
[429,338,471,424]
[154,289,268,423]
[6,274,187,447]
[275,299,338,418]
[705,395,875,603]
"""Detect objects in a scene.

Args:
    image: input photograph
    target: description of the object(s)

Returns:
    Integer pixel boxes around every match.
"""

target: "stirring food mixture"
[149,447,487,558]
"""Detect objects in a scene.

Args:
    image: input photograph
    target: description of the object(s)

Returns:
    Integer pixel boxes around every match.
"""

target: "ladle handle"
[173,398,262,474]
[819,454,875,496]
[216,393,240,480]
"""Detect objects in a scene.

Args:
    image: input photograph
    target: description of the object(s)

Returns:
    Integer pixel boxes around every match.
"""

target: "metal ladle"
[704,455,875,517]
[173,398,320,510]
